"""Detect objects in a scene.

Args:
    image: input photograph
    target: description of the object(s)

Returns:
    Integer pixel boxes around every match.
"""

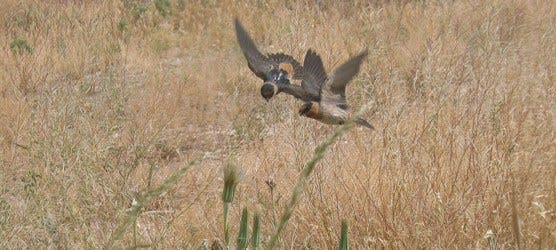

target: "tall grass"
[0,0,554,248]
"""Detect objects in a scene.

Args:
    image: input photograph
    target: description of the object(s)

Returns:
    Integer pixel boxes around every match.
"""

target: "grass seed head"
[222,163,240,203]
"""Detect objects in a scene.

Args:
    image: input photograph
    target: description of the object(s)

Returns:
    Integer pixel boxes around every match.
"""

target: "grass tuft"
[0,0,553,248]
[236,208,249,250]
[222,162,241,247]
[10,37,33,55]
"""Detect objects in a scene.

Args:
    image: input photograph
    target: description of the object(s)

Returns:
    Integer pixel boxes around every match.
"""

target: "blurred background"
[0,0,554,248]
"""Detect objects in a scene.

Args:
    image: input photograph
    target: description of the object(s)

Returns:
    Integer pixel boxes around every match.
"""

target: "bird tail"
[355,118,374,129]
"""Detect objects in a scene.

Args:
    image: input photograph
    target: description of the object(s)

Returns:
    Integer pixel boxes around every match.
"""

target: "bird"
[239,49,328,103]
[276,49,327,102]
[297,49,374,129]
[234,18,304,101]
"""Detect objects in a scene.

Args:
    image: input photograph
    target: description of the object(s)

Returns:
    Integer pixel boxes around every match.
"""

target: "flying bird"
[298,49,373,129]
[234,18,304,101]
[275,49,326,102]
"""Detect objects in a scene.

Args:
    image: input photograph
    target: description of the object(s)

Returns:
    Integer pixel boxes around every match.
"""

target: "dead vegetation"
[0,0,554,248]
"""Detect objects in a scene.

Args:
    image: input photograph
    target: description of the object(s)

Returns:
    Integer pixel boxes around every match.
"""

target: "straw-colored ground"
[1,0,554,248]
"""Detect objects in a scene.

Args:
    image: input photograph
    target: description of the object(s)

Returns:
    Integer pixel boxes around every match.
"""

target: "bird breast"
[304,102,321,120]
[318,104,349,125]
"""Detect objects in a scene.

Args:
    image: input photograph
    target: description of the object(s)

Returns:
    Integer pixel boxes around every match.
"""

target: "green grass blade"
[251,212,261,249]
[223,202,230,247]
[266,103,372,249]
[236,208,249,250]
[338,220,349,250]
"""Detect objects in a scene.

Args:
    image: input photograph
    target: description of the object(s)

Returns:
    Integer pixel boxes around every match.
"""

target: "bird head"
[260,82,278,101]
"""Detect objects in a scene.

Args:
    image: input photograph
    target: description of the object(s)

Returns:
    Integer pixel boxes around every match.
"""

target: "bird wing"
[235,19,303,82]
[234,19,273,80]
[300,49,328,100]
[321,49,368,109]
[267,53,304,80]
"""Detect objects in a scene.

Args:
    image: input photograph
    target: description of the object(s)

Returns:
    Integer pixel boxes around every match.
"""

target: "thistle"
[222,163,240,247]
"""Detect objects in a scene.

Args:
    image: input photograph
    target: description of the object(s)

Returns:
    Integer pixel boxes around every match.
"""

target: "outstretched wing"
[267,53,304,80]
[300,49,328,100]
[321,49,368,109]
[234,18,273,80]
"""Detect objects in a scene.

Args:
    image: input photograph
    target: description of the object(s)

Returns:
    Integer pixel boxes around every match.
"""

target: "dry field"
[0,0,554,248]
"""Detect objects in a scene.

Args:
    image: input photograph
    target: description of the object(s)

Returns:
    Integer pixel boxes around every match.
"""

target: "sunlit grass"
[0,0,554,248]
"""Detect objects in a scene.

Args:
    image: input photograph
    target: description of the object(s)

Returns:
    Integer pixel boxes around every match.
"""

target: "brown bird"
[234,18,304,101]
[298,49,373,129]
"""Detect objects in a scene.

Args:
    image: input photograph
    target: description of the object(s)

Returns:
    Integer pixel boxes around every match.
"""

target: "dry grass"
[0,0,554,248]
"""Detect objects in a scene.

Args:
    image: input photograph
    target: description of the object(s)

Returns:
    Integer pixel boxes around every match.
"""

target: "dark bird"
[276,49,327,102]
[298,49,373,129]
[234,18,304,101]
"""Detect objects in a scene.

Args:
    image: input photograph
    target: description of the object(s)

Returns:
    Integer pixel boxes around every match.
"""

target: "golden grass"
[1,0,554,248]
